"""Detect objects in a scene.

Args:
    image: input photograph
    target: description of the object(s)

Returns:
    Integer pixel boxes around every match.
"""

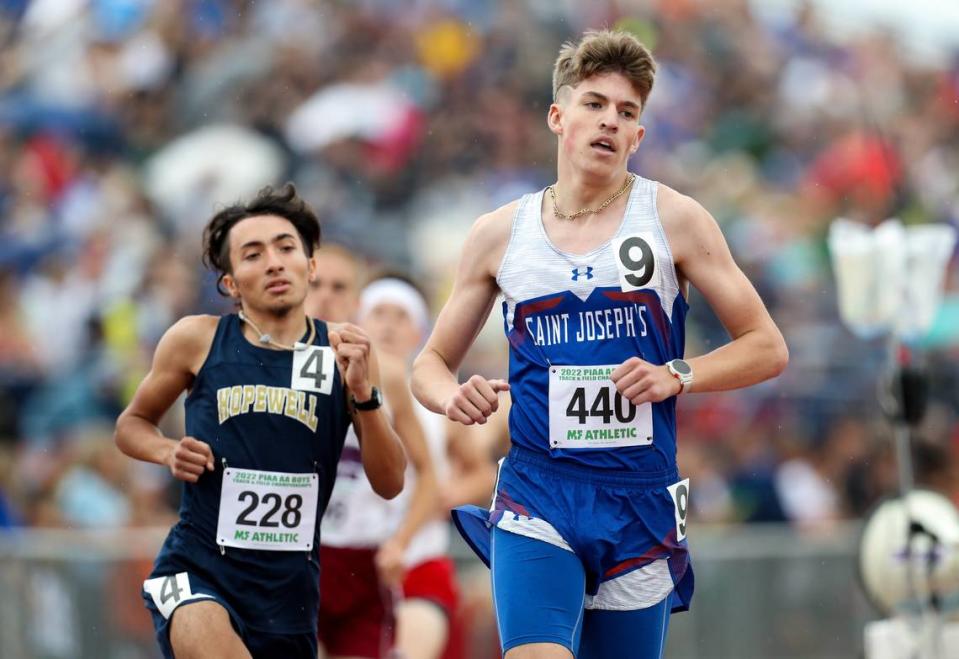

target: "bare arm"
[612,188,788,404]
[114,315,218,481]
[375,355,438,585]
[443,416,499,509]
[665,187,788,392]
[412,204,514,423]
[333,323,407,499]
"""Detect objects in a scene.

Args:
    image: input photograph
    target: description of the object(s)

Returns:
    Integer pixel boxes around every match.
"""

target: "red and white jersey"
[320,398,452,564]
[320,424,402,548]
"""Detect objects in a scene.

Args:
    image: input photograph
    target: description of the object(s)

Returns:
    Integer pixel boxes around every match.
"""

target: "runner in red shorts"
[358,273,497,659]
[308,246,439,659]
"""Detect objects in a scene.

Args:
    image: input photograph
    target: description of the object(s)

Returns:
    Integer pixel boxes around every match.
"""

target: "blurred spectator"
[54,428,131,528]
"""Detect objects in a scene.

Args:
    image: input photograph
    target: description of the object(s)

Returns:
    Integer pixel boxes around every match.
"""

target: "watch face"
[671,360,692,375]
[354,386,382,410]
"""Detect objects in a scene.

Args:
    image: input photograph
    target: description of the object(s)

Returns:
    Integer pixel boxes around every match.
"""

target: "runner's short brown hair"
[552,29,656,108]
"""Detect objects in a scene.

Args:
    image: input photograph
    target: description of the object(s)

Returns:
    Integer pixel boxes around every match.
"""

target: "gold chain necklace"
[547,173,636,221]
[238,310,315,351]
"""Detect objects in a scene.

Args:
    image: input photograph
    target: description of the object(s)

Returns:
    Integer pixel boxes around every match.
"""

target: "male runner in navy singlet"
[115,184,407,659]
[411,30,788,659]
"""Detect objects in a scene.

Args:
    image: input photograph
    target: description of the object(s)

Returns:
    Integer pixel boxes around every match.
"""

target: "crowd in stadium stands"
[0,0,957,541]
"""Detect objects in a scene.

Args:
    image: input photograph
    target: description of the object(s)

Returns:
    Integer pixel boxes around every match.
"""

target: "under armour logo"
[571,267,594,281]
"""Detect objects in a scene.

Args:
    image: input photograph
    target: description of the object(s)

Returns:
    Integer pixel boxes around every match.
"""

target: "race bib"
[143,572,212,619]
[611,233,661,293]
[216,468,319,551]
[668,478,690,541]
[548,365,653,449]
[291,345,335,394]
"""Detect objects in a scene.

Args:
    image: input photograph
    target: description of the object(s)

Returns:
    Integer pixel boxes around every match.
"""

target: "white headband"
[359,278,430,332]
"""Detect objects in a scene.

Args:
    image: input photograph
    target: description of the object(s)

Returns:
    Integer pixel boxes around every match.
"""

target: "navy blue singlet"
[150,313,351,634]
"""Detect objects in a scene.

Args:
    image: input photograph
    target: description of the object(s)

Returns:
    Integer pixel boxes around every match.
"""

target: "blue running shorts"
[142,558,317,659]
[453,446,694,615]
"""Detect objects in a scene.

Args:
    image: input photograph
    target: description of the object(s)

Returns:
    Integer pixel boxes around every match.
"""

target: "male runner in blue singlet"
[114,184,407,659]
[411,30,788,659]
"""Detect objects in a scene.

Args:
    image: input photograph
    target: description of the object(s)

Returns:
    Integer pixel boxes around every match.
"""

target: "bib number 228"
[216,468,319,552]
[236,491,303,529]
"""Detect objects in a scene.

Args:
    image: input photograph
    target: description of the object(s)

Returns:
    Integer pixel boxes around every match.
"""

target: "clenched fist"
[329,323,374,399]
[443,375,510,425]
[610,357,681,405]
[167,436,215,483]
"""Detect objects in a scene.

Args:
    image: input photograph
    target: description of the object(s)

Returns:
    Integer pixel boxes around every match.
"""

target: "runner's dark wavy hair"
[202,183,321,295]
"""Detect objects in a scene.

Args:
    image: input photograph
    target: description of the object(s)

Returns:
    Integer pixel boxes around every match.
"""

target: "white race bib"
[611,233,661,293]
[668,478,690,541]
[291,345,335,394]
[143,572,213,619]
[216,468,319,551]
[548,365,653,449]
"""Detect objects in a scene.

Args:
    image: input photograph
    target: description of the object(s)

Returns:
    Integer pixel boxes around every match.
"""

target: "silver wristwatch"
[666,359,693,394]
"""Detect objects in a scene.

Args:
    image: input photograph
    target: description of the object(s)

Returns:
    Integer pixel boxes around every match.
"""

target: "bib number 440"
[548,365,653,450]
[565,387,637,424]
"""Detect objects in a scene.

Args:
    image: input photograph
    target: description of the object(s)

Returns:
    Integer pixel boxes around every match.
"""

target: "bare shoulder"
[467,199,522,276]
[474,199,521,235]
[159,314,220,373]
[655,183,720,263]
[656,183,711,230]
[165,314,219,344]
